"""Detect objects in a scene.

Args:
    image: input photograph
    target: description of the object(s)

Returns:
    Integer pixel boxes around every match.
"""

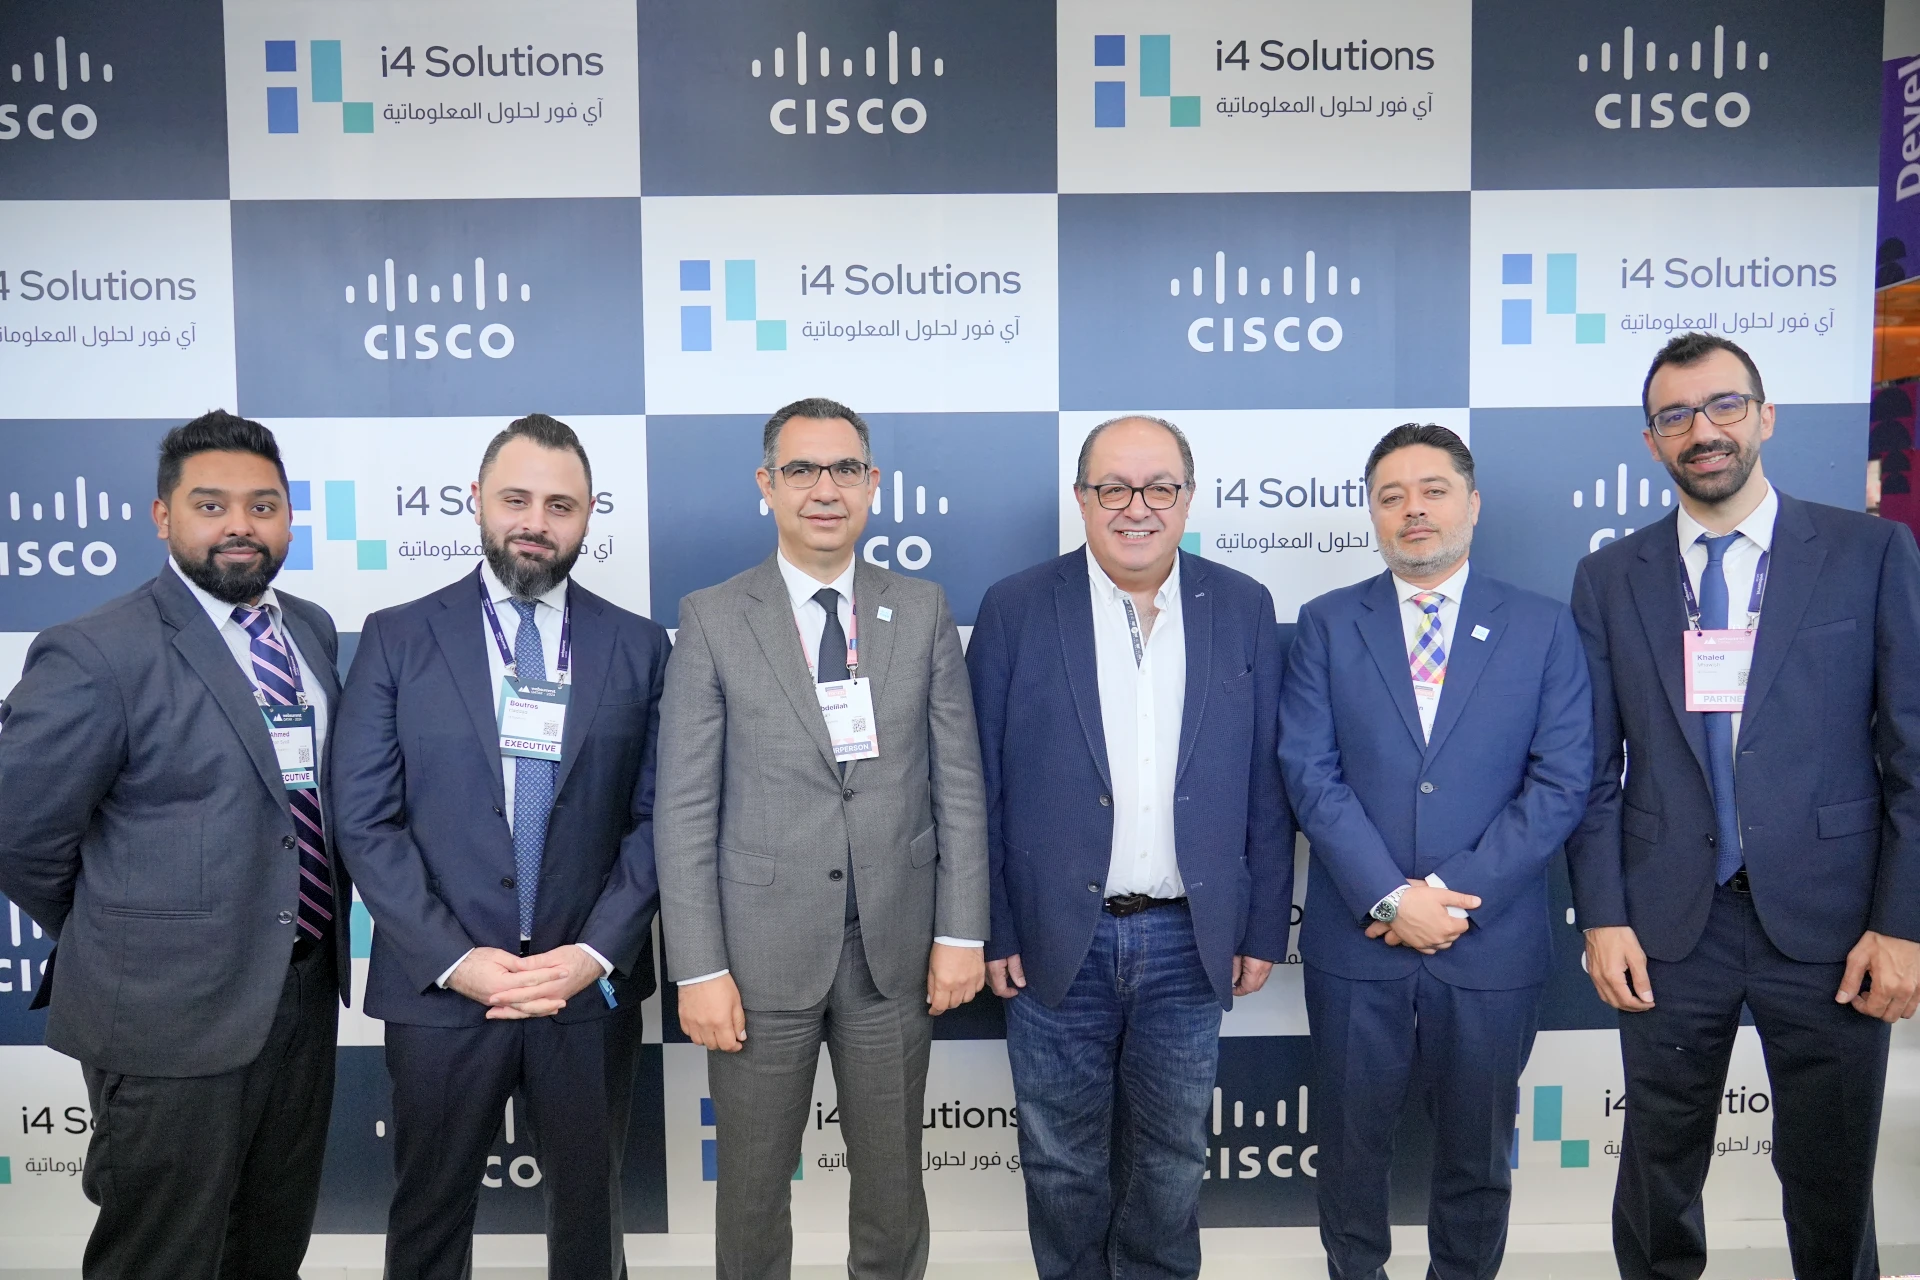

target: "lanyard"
[1120,597,1147,667]
[1680,546,1770,633]
[796,589,859,680]
[481,580,573,682]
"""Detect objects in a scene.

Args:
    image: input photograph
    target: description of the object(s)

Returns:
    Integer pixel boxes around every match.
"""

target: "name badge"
[816,677,880,762]
[498,677,569,760]
[1412,679,1443,721]
[262,705,318,790]
[1683,629,1755,712]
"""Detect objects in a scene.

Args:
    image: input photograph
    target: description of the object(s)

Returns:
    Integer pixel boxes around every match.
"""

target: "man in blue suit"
[1570,333,1920,1280]
[1280,424,1592,1279]
[967,415,1293,1280]
[332,414,670,1279]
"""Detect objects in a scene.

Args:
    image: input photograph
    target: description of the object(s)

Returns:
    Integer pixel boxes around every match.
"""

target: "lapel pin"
[877,606,893,621]
[1471,624,1490,641]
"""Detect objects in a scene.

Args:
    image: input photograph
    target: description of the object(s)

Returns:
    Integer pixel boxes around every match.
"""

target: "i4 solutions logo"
[1,35,109,142]
[1520,1084,1590,1168]
[751,29,940,137]
[679,259,785,352]
[1501,253,1605,346]
[1093,35,1199,129]
[263,40,373,135]
[286,480,387,573]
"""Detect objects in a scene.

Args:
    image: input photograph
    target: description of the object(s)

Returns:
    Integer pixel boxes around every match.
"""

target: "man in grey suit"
[656,396,990,1280]
[0,412,349,1280]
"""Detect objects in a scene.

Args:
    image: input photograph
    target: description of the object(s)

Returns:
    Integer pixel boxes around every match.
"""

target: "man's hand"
[1365,879,1479,954]
[987,954,1027,999]
[1233,956,1275,997]
[1584,925,1654,1012]
[928,942,986,1014]
[447,947,569,1015]
[680,973,748,1051]
[1837,931,1920,1023]
[485,944,604,1020]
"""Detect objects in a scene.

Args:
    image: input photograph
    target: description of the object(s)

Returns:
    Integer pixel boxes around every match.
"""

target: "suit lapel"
[426,569,506,811]
[844,564,896,784]
[1174,552,1212,785]
[1055,552,1112,793]
[1356,571,1427,753]
[1630,513,1711,788]
[555,582,611,800]
[1740,494,1822,737]
[742,555,841,779]
[1423,573,1505,763]
[154,570,286,810]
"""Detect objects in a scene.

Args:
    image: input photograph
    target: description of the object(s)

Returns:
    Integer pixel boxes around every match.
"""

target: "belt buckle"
[1104,894,1148,918]
[1727,867,1751,893]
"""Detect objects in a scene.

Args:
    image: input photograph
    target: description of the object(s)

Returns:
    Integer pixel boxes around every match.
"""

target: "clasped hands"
[1364,877,1482,953]
[449,944,605,1020]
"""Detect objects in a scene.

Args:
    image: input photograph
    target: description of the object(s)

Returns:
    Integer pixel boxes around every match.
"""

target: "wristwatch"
[1370,884,1409,924]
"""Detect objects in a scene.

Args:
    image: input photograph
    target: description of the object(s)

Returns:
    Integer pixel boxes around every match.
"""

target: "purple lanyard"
[796,591,859,679]
[1679,547,1770,633]
[480,580,572,681]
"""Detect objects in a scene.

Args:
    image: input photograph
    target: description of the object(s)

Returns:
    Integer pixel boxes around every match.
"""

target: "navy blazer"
[331,567,670,1026]
[966,549,1294,1009]
[1280,568,1592,990]
[1568,493,1920,962]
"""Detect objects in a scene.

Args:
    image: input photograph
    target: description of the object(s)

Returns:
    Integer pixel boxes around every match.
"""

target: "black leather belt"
[1726,867,1751,893]
[1104,893,1188,918]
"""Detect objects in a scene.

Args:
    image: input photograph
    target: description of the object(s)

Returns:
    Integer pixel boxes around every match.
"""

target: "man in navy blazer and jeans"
[333,415,670,1279]
[967,416,1293,1280]
[1570,333,1920,1280]
[1281,424,1592,1279]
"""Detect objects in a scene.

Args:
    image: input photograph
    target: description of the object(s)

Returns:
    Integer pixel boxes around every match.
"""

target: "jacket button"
[843,788,855,801]
[277,910,294,925]
[829,869,844,881]
[1419,782,1434,794]
[1087,882,1101,893]
[502,877,515,888]
[281,835,296,849]
[1098,795,1112,807]
[494,806,504,816]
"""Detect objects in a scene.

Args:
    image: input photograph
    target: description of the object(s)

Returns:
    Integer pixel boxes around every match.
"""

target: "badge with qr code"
[497,677,570,760]
[815,677,880,761]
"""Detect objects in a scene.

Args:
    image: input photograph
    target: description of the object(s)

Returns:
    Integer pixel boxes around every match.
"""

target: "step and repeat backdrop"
[0,0,1904,1245]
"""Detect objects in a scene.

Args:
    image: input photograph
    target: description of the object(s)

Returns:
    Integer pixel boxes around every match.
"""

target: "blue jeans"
[1004,905,1223,1280]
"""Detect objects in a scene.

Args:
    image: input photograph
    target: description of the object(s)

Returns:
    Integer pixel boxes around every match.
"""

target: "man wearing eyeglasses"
[654,397,988,1280]
[966,415,1292,1279]
[1569,332,1920,1280]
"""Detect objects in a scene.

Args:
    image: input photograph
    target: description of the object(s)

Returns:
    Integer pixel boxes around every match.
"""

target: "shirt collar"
[1085,545,1182,612]
[1676,481,1777,555]
[480,558,570,614]
[169,555,285,630]
[1392,558,1470,606]
[776,550,857,610]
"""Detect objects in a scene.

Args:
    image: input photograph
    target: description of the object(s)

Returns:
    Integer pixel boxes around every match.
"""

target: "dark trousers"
[1614,885,1889,1280]
[384,1003,640,1280]
[79,942,338,1280]
[707,919,933,1280]
[1304,963,1541,1280]
[1003,906,1222,1280]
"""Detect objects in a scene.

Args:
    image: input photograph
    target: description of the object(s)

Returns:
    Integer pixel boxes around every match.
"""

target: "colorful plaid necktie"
[232,605,333,948]
[1408,591,1447,684]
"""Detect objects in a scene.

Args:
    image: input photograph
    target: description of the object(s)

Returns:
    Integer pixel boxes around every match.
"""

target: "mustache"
[1679,441,1737,464]
[1398,521,1438,535]
[505,532,557,551]
[209,537,270,558]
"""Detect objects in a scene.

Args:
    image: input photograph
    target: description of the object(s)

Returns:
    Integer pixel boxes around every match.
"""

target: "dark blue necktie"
[1697,533,1744,884]
[812,587,857,920]
[510,599,556,938]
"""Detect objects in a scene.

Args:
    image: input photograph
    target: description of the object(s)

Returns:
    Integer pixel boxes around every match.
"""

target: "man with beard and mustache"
[1570,333,1920,1280]
[1280,423,1592,1279]
[332,414,670,1279]
[0,411,351,1279]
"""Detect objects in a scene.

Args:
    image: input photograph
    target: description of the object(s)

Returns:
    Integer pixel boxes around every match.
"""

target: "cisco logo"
[753,29,941,136]
[1578,461,1672,551]
[1206,1084,1317,1182]
[1178,250,1356,355]
[1,36,110,142]
[1580,22,1765,131]
[0,476,136,578]
[346,257,524,362]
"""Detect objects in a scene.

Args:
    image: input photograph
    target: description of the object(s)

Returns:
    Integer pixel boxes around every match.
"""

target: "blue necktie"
[510,599,556,938]
[1697,533,1744,884]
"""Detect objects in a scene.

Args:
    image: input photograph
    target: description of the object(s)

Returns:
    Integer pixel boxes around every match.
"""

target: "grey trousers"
[708,919,933,1280]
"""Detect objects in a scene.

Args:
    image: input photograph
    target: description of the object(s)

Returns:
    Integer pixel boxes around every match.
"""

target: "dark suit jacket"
[0,567,350,1077]
[1568,493,1920,962]
[965,549,1294,1009]
[331,568,669,1026]
[1280,569,1592,989]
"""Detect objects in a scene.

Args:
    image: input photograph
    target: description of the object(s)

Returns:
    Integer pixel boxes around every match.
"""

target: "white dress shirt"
[1676,481,1778,755]
[1088,547,1187,899]
[678,552,980,987]
[1392,559,1471,741]
[169,557,330,765]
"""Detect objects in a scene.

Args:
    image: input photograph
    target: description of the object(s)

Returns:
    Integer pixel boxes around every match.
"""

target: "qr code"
[1735,669,1748,687]
[852,716,868,732]
[297,746,312,764]
[543,720,562,738]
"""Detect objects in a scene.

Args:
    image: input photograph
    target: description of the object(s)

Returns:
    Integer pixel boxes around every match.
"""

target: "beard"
[1381,520,1472,582]
[1662,435,1761,505]
[172,536,286,605]
[483,526,583,600]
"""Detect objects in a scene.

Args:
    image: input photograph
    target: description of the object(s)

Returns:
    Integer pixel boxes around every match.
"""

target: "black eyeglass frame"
[1646,392,1761,438]
[768,458,874,489]
[1076,481,1190,511]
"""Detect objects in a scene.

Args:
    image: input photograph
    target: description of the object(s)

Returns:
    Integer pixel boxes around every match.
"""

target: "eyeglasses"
[1079,482,1187,511]
[770,458,871,488]
[1647,393,1759,437]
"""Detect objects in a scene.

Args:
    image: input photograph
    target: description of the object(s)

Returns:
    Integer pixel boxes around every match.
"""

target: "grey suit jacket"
[655,554,989,1010]
[0,567,349,1077]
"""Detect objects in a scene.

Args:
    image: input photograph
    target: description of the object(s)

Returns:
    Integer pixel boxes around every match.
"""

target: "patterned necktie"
[510,599,557,938]
[1408,591,1447,683]
[1698,533,1745,884]
[232,605,332,948]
